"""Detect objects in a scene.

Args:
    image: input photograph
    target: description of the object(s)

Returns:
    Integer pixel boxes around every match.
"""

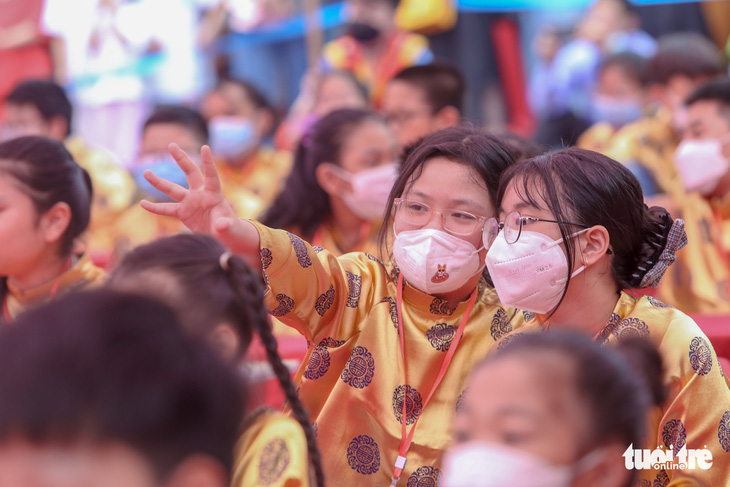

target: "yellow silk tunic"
[253,222,524,486]
[233,408,311,487]
[657,191,730,313]
[2,253,106,321]
[504,292,730,487]
[216,147,292,209]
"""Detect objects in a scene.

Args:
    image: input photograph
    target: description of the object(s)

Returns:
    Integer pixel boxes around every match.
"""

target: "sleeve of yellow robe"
[251,221,386,343]
[651,314,730,487]
[232,410,311,487]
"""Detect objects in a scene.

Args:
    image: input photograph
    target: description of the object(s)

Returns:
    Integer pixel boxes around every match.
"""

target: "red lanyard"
[390,274,478,485]
[2,259,72,323]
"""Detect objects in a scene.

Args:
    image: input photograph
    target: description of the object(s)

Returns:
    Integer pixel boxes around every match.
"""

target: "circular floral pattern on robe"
[345,271,362,308]
[522,310,535,322]
[646,296,673,308]
[611,317,650,341]
[689,336,713,376]
[597,313,621,344]
[490,308,512,341]
[429,297,455,316]
[314,285,336,316]
[407,466,441,487]
[427,323,456,352]
[637,480,651,487]
[456,388,468,413]
[270,294,295,317]
[719,411,730,453]
[287,232,312,268]
[304,346,331,380]
[380,296,399,328]
[341,346,375,389]
[312,246,325,253]
[497,332,525,352]
[258,438,290,485]
[260,248,273,269]
[661,419,686,456]
[654,469,669,487]
[347,435,380,475]
[392,385,424,425]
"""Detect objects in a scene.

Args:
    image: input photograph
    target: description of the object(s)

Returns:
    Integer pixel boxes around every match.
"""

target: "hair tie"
[219,251,233,272]
[639,219,688,288]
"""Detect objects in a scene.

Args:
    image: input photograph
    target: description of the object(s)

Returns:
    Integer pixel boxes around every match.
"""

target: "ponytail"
[225,256,326,487]
[628,206,687,289]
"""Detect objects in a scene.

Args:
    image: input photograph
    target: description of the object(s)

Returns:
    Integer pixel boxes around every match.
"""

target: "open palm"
[140,144,252,251]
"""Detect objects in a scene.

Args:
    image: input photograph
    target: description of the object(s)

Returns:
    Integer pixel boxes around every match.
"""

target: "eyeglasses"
[484,211,589,248]
[394,198,487,236]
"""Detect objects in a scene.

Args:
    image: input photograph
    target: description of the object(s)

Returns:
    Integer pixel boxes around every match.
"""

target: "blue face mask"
[208,116,257,160]
[590,94,642,127]
[131,155,190,202]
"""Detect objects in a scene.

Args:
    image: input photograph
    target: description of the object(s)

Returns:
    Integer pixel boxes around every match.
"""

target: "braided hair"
[108,234,325,487]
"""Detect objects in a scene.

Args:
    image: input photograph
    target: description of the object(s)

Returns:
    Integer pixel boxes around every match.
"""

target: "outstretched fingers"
[169,143,204,189]
[143,169,187,201]
[200,145,222,192]
[140,200,179,217]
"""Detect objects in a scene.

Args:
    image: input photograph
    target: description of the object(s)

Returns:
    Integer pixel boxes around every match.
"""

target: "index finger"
[200,145,222,193]
[169,143,204,189]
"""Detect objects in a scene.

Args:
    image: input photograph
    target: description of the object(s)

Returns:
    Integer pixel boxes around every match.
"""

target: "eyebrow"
[409,190,482,208]
[498,200,533,215]
[493,405,541,421]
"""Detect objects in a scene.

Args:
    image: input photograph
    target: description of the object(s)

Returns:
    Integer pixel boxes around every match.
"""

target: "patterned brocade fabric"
[505,292,730,487]
[233,409,311,487]
[252,222,523,485]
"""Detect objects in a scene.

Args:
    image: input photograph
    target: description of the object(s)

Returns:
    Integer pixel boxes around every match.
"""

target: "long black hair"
[108,234,325,487]
[261,108,384,240]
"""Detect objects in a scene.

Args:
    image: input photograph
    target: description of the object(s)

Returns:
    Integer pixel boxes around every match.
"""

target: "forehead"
[4,103,45,123]
[687,100,730,128]
[383,81,429,110]
[141,123,202,154]
[405,156,491,207]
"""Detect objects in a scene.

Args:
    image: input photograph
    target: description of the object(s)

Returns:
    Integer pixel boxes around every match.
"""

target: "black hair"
[391,63,466,114]
[487,129,547,163]
[0,290,242,479]
[5,80,73,137]
[685,76,730,124]
[598,51,648,87]
[498,148,679,306]
[379,124,516,255]
[0,136,93,258]
[217,78,278,136]
[261,108,384,240]
[320,70,369,104]
[108,234,325,487]
[647,33,725,86]
[143,104,209,145]
[485,331,663,487]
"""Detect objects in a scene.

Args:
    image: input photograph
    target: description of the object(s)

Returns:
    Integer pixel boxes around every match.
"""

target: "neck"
[432,273,482,308]
[710,172,730,201]
[538,265,620,336]
[8,252,71,292]
[329,197,368,252]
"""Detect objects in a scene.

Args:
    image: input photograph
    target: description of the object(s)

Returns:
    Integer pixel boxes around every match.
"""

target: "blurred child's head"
[3,80,72,142]
[0,290,242,487]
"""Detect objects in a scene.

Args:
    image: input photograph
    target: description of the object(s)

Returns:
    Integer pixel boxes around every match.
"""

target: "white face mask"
[392,228,484,294]
[331,163,399,221]
[442,441,601,487]
[208,116,257,159]
[485,229,587,314]
[674,136,730,195]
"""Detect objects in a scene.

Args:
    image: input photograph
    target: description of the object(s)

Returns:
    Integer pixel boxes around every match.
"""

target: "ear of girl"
[0,136,103,323]
[487,148,730,487]
[141,125,525,485]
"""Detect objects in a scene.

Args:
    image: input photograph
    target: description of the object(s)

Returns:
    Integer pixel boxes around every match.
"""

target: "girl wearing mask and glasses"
[484,147,730,487]
[262,108,400,256]
[139,125,526,486]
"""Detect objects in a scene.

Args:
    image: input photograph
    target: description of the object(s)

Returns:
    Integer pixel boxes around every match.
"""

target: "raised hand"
[140,144,260,256]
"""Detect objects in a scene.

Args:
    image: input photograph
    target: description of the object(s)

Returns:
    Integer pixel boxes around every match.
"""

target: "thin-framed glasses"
[484,211,589,248]
[394,198,487,236]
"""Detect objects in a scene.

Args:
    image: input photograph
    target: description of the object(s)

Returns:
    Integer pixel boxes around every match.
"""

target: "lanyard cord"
[390,274,478,485]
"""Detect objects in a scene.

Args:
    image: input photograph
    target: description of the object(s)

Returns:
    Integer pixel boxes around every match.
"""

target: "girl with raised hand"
[485,147,730,486]
[0,135,104,322]
[108,234,324,487]
[262,108,400,256]
[140,125,522,486]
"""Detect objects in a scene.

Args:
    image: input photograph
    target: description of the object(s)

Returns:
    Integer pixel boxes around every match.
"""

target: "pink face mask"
[485,229,588,314]
[674,135,730,195]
